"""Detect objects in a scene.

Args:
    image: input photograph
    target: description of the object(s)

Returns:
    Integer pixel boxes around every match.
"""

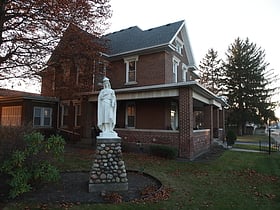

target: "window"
[175,37,184,54]
[74,103,81,127]
[194,111,204,129]
[33,107,52,127]
[172,56,180,83]
[170,102,178,130]
[60,103,69,127]
[62,61,70,82]
[126,102,136,128]
[124,56,139,84]
[182,63,188,82]
[1,106,22,126]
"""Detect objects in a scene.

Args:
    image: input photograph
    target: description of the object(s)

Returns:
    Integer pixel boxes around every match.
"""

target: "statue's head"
[103,77,111,88]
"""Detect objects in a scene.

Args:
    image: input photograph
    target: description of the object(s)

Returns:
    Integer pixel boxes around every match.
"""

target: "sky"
[7,0,280,117]
[107,0,280,117]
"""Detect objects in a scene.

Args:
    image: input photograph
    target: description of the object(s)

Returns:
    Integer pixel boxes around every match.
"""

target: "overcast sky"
[108,0,280,116]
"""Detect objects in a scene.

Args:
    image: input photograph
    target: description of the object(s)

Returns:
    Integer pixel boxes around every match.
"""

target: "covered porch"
[87,81,226,159]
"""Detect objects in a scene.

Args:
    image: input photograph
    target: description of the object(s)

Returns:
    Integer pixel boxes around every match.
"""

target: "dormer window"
[175,37,184,55]
[124,56,139,84]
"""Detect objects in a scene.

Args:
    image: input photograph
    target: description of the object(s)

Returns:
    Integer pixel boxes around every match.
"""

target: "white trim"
[174,37,184,54]
[33,107,52,127]
[124,56,139,83]
[172,56,180,83]
[182,63,188,82]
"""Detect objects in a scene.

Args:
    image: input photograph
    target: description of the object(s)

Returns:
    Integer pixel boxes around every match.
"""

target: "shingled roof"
[105,20,185,57]
[0,88,39,97]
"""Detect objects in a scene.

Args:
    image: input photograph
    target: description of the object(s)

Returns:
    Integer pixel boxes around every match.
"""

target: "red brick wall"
[110,52,166,89]
[115,100,170,130]
[116,128,179,147]
[136,100,167,129]
[192,129,211,159]
[178,87,193,158]
[41,68,55,97]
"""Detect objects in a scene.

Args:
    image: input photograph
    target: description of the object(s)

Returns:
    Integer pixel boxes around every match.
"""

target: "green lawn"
[3,147,280,210]
[237,134,270,143]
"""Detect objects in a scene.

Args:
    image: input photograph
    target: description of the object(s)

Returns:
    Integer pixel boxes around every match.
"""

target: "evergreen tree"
[199,48,223,95]
[222,37,277,135]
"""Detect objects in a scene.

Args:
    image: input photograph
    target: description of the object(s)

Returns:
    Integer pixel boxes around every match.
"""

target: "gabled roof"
[105,20,186,57]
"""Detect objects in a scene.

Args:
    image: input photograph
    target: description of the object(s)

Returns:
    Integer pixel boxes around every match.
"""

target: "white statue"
[97,77,118,138]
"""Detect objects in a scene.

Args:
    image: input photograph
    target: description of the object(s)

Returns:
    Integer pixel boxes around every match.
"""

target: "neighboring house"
[0,88,58,136]
[40,20,226,160]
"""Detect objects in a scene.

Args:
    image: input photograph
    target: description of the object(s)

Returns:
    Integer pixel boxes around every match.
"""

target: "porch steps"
[213,138,228,149]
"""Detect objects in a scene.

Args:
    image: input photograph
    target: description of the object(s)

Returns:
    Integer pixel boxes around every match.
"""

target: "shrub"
[0,131,65,198]
[0,124,34,162]
[226,130,237,146]
[149,144,178,159]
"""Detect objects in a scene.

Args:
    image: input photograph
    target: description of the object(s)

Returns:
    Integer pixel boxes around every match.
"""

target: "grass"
[3,146,280,210]
[237,134,269,143]
[233,143,260,151]
[235,134,278,151]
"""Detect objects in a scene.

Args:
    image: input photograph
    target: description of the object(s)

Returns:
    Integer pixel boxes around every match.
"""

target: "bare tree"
[0,0,112,86]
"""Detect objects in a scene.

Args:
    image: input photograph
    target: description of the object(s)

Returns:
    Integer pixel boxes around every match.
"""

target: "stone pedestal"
[88,137,128,192]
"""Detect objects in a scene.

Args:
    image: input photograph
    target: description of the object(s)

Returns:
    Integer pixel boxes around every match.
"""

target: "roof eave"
[105,43,172,59]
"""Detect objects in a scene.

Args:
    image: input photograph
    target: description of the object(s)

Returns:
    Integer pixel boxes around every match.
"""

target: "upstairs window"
[172,56,180,83]
[175,37,184,54]
[124,56,139,84]
[34,107,52,127]
[182,63,188,82]
[62,61,70,83]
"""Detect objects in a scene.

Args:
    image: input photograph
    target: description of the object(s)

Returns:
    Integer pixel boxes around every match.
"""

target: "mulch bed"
[0,170,162,204]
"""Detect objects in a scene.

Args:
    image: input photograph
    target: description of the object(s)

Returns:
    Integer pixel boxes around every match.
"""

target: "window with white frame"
[172,56,180,83]
[126,102,136,128]
[170,102,178,130]
[33,107,52,127]
[175,37,184,54]
[124,56,138,84]
[182,63,188,82]
[1,106,22,126]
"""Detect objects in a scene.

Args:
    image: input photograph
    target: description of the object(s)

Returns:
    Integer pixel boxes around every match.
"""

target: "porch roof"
[0,95,58,103]
[86,81,227,108]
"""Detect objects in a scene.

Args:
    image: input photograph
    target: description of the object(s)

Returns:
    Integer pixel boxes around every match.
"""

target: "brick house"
[41,20,226,159]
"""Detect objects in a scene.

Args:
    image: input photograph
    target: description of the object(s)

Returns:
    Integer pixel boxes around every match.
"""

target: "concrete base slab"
[88,182,128,192]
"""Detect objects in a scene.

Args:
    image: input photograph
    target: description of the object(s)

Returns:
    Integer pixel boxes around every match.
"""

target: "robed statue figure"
[97,77,118,138]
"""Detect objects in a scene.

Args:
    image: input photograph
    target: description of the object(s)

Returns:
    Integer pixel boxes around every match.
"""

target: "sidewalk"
[230,148,265,153]
[213,139,263,153]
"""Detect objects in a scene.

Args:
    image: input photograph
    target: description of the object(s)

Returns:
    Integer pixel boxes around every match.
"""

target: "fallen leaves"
[232,168,279,184]
[132,186,173,203]
[103,192,123,204]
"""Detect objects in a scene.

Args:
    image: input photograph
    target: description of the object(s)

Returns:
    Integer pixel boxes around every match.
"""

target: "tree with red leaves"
[0,0,111,86]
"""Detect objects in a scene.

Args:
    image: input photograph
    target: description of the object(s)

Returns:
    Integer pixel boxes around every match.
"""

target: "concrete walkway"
[230,148,265,153]
[213,139,263,153]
